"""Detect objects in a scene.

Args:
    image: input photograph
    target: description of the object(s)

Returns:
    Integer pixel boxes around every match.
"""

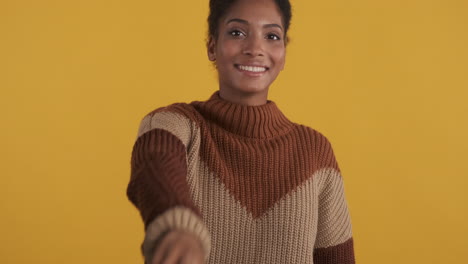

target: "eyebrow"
[226,18,283,30]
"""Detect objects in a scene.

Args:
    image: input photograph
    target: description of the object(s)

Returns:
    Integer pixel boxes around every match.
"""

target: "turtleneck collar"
[191,91,295,139]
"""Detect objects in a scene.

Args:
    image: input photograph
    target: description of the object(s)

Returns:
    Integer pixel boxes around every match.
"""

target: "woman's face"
[208,0,286,102]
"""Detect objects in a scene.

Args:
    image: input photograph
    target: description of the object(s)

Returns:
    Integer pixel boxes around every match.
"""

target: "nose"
[242,35,264,57]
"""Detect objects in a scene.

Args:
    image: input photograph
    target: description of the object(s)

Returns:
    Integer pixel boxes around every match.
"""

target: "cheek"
[216,40,239,61]
[271,47,286,68]
[215,44,235,79]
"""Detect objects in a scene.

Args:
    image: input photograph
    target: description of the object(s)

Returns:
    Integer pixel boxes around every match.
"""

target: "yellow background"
[1,0,467,263]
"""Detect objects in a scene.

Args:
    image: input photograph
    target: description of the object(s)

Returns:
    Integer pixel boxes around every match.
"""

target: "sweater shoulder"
[135,102,199,147]
[295,123,333,146]
[146,101,199,120]
[295,124,340,171]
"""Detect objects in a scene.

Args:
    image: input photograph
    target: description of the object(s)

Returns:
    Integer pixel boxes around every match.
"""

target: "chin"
[236,83,269,94]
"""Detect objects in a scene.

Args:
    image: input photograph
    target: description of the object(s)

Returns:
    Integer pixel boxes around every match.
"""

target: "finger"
[179,243,204,264]
[152,232,179,264]
[151,241,167,264]
[161,239,185,264]
[179,253,201,264]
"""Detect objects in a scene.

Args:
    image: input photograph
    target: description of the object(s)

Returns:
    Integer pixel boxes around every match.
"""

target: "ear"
[207,36,216,61]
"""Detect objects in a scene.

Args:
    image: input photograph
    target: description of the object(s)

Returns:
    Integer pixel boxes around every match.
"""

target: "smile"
[235,64,268,73]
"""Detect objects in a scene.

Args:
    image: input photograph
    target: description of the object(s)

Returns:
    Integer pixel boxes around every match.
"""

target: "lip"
[234,64,269,77]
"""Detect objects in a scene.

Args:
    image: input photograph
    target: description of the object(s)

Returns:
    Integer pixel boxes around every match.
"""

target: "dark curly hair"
[207,0,292,44]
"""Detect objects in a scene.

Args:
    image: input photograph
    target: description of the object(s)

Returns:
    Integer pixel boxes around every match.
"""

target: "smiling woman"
[206,0,286,106]
[126,0,356,263]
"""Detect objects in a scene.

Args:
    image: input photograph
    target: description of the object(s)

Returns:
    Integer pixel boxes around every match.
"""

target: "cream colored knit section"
[314,169,353,249]
[137,111,193,147]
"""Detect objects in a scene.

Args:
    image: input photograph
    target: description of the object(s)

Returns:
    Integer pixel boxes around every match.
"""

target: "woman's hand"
[151,230,205,264]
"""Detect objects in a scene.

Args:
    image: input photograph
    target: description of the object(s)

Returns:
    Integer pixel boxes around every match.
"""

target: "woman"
[127,0,356,263]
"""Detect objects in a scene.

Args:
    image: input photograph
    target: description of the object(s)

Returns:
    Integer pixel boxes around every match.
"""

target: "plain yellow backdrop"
[1,0,467,263]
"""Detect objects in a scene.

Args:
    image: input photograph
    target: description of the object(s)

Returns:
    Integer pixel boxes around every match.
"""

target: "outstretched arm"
[127,110,211,263]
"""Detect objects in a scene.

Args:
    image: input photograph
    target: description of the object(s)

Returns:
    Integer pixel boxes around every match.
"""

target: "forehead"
[221,0,283,26]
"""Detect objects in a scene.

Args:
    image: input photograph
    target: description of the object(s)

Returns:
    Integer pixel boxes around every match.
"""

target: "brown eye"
[267,33,281,40]
[229,30,245,37]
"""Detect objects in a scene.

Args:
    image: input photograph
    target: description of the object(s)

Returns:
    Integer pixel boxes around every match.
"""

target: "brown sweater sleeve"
[127,128,199,228]
[126,110,211,262]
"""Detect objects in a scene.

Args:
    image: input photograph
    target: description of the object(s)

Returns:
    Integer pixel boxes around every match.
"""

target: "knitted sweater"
[127,91,355,264]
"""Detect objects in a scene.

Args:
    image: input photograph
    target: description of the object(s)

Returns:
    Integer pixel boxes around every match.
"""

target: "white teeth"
[238,65,267,72]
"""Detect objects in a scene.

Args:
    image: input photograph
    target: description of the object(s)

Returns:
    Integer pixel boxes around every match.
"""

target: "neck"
[218,88,268,106]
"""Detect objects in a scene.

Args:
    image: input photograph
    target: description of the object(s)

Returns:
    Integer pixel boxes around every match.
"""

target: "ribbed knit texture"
[127,91,355,264]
